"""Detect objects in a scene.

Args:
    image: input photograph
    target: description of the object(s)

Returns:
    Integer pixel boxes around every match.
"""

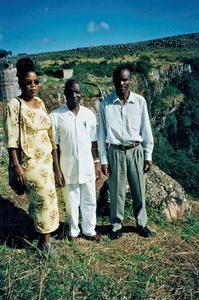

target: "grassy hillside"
[0,157,199,299]
[2,33,199,196]
[1,33,198,196]
[17,32,198,198]
[0,33,199,298]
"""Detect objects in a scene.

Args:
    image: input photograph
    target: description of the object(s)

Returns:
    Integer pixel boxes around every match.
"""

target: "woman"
[4,58,59,257]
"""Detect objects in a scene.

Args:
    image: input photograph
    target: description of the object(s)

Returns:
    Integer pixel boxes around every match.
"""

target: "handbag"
[8,98,26,195]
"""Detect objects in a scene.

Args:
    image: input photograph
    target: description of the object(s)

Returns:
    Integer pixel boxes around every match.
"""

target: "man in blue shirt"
[98,65,153,239]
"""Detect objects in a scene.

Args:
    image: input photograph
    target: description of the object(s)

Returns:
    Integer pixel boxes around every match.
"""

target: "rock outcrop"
[66,33,199,55]
[146,165,191,221]
[149,64,191,86]
[0,63,20,102]
[0,128,7,158]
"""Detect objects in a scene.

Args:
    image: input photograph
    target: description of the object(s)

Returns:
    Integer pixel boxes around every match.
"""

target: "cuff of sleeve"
[53,137,59,145]
[144,151,152,161]
[101,156,109,165]
[6,143,19,149]
[52,143,57,150]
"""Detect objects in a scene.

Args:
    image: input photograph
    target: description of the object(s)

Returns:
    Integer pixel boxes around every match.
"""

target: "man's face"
[64,82,82,109]
[113,69,131,96]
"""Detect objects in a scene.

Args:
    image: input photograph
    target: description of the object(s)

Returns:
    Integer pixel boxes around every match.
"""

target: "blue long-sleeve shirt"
[98,91,154,164]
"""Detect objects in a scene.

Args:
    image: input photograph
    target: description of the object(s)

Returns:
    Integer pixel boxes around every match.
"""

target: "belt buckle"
[120,145,126,150]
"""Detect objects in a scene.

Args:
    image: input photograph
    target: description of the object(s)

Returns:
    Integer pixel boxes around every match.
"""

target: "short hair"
[113,65,132,80]
[64,79,82,93]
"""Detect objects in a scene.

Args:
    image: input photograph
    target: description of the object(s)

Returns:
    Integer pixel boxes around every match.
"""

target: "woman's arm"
[52,148,65,187]
[8,148,25,184]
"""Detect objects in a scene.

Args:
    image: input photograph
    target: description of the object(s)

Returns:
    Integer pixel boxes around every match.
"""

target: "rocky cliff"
[66,33,199,55]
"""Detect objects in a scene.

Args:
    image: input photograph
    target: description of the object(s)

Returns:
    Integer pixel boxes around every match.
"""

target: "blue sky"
[0,0,199,55]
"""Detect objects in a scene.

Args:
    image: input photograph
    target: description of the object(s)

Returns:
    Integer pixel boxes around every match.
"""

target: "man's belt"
[111,142,140,150]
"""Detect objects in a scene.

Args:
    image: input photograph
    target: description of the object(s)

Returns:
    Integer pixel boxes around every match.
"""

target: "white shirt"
[50,105,97,184]
[98,91,154,164]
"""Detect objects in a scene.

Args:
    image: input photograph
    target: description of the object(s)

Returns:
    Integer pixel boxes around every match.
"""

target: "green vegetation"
[0,49,12,59]
[0,193,198,299]
[153,129,199,197]
[24,50,199,198]
[151,57,199,197]
[34,54,153,82]
[1,34,199,298]
[0,153,198,299]
[2,35,199,197]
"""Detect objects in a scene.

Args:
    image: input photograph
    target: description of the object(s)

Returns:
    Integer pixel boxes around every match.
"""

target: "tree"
[136,55,152,78]
[0,49,12,58]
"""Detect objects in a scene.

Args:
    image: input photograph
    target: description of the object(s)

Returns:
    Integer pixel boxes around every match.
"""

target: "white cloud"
[41,37,50,43]
[87,21,110,34]
[100,22,110,31]
[87,22,96,33]
[0,34,4,41]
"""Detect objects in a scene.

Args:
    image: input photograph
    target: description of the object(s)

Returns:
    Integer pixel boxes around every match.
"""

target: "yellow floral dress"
[4,97,59,234]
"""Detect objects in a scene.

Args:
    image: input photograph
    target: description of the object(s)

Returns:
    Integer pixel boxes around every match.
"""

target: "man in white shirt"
[51,79,102,242]
[98,65,153,239]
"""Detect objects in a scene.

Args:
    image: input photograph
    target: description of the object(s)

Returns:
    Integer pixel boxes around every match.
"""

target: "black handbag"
[8,98,26,195]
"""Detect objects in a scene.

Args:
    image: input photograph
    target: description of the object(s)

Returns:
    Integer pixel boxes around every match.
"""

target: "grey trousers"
[108,144,148,232]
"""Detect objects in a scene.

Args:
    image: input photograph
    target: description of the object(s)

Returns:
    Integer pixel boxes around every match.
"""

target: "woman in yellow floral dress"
[4,58,59,257]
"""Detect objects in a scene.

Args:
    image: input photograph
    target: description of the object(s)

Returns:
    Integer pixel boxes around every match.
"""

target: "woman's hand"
[52,149,65,187]
[55,169,65,187]
[8,148,25,185]
[14,164,26,185]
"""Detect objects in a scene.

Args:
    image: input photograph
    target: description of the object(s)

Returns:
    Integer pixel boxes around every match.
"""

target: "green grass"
[0,220,198,299]
[0,168,198,300]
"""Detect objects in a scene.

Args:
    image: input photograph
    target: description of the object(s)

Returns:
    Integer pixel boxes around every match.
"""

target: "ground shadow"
[96,180,138,235]
[97,179,110,217]
[52,222,68,239]
[0,195,69,248]
[0,195,38,248]
[96,224,138,236]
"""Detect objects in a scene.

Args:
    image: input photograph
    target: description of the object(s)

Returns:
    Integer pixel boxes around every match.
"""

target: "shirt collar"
[112,91,135,104]
[66,104,82,116]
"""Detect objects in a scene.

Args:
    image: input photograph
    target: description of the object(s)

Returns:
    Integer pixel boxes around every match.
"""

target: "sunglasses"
[24,79,40,85]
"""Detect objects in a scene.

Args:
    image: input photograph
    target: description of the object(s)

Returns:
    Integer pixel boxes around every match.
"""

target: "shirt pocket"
[126,105,141,132]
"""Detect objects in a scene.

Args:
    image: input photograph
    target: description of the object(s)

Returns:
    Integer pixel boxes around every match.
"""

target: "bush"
[153,129,199,197]
[136,55,152,78]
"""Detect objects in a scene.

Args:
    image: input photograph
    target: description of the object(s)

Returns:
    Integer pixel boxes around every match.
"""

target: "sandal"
[38,242,57,258]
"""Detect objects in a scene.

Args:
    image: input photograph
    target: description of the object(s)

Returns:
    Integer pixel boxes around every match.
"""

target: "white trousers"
[62,181,97,237]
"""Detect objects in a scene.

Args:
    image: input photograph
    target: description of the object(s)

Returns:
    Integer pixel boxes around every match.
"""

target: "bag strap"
[16,97,21,148]
[15,97,22,164]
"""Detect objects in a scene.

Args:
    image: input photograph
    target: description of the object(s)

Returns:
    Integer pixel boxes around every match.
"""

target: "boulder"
[146,165,191,221]
[0,144,8,157]
[0,129,8,158]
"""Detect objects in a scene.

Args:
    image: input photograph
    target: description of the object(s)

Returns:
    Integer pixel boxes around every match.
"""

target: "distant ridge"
[66,32,199,54]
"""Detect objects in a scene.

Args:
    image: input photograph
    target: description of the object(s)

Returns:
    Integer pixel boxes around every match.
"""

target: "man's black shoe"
[109,228,122,240]
[137,226,152,238]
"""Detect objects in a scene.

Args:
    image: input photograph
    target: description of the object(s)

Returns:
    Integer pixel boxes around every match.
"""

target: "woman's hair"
[16,58,35,83]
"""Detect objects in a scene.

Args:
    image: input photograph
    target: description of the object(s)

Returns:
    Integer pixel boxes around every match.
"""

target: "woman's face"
[21,71,40,99]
